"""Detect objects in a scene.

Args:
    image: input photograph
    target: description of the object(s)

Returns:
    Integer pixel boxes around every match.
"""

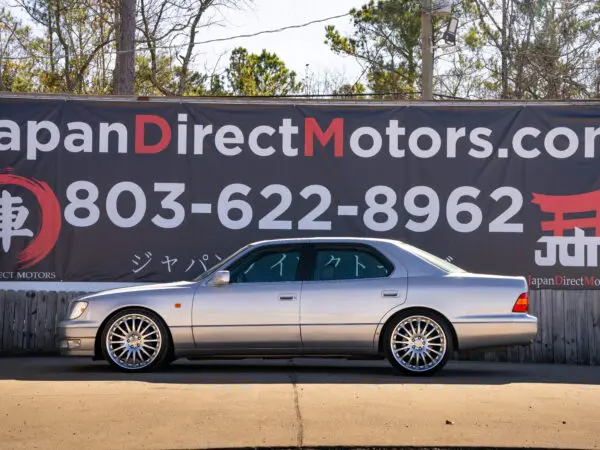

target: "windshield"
[395,241,466,273]
[192,244,252,281]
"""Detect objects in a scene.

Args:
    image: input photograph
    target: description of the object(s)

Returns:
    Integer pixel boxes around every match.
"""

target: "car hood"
[81,281,195,301]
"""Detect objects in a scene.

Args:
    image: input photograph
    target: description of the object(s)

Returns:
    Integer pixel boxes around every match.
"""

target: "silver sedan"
[58,238,537,376]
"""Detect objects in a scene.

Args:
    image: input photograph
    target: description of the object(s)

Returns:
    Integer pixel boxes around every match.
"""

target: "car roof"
[248,237,404,246]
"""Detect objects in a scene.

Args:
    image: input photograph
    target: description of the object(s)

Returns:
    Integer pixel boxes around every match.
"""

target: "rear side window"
[313,248,391,281]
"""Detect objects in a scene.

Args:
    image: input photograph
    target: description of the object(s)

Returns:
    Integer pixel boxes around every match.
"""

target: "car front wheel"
[384,312,452,376]
[101,308,171,372]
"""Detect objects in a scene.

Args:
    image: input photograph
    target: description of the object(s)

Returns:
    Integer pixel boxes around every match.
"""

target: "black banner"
[2,96,600,288]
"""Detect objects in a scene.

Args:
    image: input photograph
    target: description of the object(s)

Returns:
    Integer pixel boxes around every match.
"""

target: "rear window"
[394,242,466,273]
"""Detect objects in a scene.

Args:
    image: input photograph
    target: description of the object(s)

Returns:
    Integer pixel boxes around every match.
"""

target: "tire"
[383,310,453,376]
[101,308,171,372]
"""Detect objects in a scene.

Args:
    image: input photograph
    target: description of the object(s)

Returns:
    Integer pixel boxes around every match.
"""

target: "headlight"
[68,301,89,319]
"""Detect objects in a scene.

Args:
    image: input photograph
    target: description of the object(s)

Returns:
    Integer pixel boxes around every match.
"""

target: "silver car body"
[58,237,537,358]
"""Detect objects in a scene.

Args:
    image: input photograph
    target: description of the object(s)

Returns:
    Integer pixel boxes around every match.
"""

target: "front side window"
[313,248,391,281]
[229,249,301,283]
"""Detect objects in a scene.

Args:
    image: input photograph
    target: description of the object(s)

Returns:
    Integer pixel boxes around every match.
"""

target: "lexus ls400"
[58,238,537,376]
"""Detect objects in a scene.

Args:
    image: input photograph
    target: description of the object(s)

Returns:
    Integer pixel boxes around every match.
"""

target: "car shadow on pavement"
[1,357,600,385]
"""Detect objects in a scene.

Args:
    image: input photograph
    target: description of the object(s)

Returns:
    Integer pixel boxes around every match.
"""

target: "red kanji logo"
[0,171,61,269]
[532,191,600,236]
[532,190,600,267]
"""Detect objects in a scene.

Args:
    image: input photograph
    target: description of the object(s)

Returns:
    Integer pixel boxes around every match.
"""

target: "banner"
[2,96,600,288]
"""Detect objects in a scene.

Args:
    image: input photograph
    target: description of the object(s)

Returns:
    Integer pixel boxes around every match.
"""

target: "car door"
[300,244,407,352]
[192,245,305,352]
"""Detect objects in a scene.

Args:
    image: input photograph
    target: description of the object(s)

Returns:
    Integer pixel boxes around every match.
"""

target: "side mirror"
[208,270,230,286]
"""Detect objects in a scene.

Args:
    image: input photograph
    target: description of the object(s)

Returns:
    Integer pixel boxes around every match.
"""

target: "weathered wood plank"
[13,291,27,351]
[506,344,520,363]
[7,291,18,352]
[2,292,16,353]
[495,347,508,363]
[524,290,542,362]
[24,291,37,351]
[23,292,31,351]
[540,290,554,363]
[0,290,5,351]
[588,291,600,366]
[33,291,45,351]
[34,291,47,351]
[43,291,58,352]
[564,290,579,364]
[552,290,566,364]
[576,291,590,365]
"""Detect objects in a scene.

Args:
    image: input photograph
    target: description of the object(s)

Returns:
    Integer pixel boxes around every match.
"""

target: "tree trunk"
[114,0,136,95]
[501,0,509,99]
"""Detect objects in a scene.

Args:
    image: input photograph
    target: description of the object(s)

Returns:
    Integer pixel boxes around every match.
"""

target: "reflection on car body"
[58,237,538,376]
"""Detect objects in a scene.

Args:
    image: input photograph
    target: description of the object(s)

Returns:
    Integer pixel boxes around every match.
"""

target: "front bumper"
[57,321,98,356]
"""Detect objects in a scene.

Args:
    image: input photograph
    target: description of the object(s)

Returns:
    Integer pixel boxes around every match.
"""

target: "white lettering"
[545,127,578,158]
[513,127,541,158]
[585,127,600,158]
[215,125,243,156]
[0,120,19,151]
[535,229,600,267]
[446,127,465,158]
[386,120,405,158]
[99,123,127,154]
[279,119,298,157]
[350,126,382,158]
[249,125,276,157]
[65,122,93,153]
[408,127,441,158]
[468,127,493,158]
[193,125,213,155]
[178,114,188,155]
[27,121,59,161]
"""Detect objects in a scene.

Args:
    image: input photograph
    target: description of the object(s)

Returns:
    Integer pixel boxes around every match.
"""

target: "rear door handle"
[382,290,399,298]
[279,293,297,301]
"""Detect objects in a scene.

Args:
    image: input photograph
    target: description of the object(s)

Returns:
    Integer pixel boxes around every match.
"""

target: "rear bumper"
[454,314,538,351]
[57,322,98,357]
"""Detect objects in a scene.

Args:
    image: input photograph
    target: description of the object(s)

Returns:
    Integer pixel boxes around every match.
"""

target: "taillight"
[512,293,529,313]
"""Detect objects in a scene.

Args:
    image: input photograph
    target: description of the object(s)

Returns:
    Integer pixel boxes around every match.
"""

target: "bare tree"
[469,0,600,100]
[113,0,135,94]
[14,0,115,93]
[0,8,35,91]
[137,0,251,96]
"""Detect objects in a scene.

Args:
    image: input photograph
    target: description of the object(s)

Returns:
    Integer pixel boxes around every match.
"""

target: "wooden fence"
[0,288,599,364]
[0,290,86,354]
[457,290,600,365]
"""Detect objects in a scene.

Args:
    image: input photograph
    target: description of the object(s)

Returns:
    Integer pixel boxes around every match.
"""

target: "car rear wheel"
[384,312,452,376]
[101,308,171,372]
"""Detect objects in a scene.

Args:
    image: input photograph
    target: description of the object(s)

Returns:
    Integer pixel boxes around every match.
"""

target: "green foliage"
[226,47,302,96]
[334,82,366,96]
[135,47,301,97]
[4,0,598,100]
[0,9,36,92]
[325,0,423,93]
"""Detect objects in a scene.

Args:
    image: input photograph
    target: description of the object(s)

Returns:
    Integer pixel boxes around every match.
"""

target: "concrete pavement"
[0,357,599,449]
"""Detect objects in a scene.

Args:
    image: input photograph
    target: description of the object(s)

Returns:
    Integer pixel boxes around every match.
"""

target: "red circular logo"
[0,172,61,269]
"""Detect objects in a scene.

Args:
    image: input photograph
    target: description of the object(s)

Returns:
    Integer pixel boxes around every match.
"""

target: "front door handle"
[382,290,399,298]
[279,293,297,301]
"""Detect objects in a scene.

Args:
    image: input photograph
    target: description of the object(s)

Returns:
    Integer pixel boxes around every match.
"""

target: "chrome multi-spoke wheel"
[385,313,451,376]
[102,309,169,372]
